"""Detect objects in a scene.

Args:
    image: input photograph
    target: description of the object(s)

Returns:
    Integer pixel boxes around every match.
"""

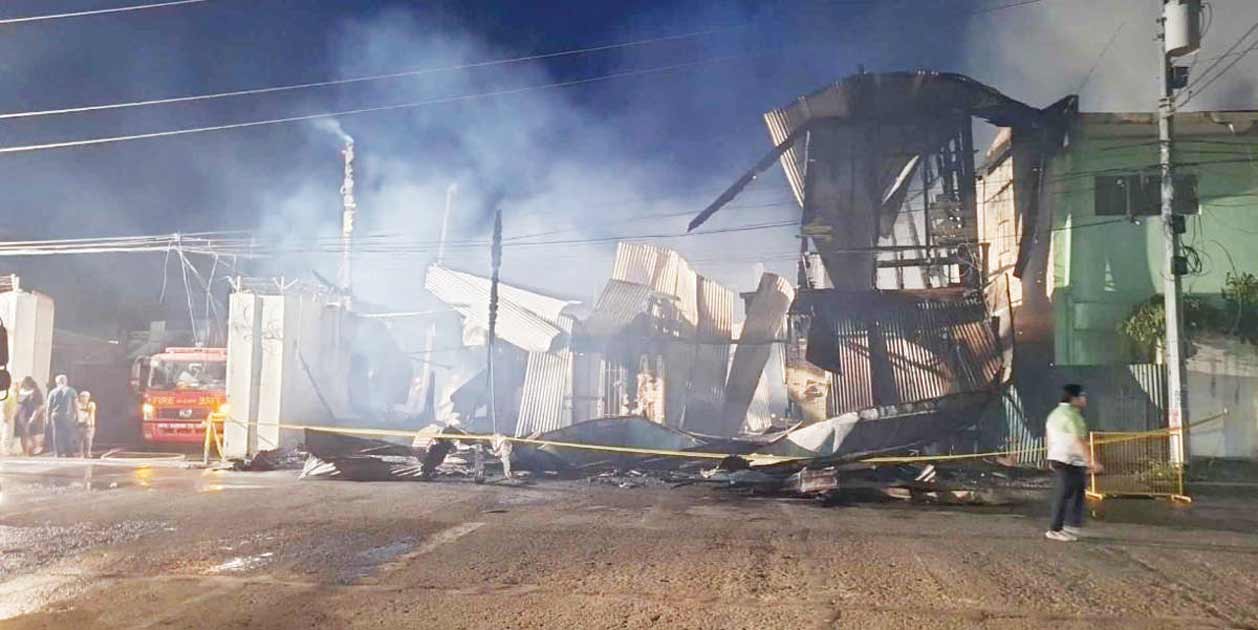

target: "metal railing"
[1088,430,1189,502]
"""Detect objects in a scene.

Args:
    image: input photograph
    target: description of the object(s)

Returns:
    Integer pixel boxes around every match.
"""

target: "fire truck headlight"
[217,402,230,416]
[142,403,155,421]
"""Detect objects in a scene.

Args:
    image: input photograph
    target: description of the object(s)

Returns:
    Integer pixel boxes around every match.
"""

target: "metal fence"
[1087,430,1188,502]
[975,363,1167,468]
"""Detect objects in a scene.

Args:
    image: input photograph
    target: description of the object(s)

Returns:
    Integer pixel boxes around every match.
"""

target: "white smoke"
[960,0,1258,112]
[254,7,801,321]
[313,117,353,146]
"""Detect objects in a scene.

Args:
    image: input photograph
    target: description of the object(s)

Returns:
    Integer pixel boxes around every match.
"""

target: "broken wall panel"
[828,317,876,414]
[424,264,571,353]
[533,415,706,468]
[569,350,605,424]
[785,313,832,424]
[763,391,995,461]
[582,280,656,339]
[515,316,575,437]
[679,277,736,435]
[610,242,698,330]
[722,273,794,434]
[581,243,742,432]
[745,341,787,432]
[448,345,528,433]
[796,289,1002,417]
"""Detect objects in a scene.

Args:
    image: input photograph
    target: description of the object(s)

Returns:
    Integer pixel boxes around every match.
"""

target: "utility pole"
[1158,0,1201,466]
[487,209,503,435]
[338,137,357,302]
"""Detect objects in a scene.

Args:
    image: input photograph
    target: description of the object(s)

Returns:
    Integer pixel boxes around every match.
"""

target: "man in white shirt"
[1044,384,1101,542]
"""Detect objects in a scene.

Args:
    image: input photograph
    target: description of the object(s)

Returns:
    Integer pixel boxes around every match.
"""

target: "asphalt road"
[2,457,1258,629]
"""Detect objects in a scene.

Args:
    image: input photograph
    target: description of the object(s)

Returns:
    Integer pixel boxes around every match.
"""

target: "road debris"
[283,418,1047,507]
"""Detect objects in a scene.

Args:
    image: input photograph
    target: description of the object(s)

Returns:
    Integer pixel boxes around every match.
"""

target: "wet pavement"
[2,456,1258,629]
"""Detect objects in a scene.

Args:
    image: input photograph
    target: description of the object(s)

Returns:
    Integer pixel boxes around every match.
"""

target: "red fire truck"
[133,347,228,444]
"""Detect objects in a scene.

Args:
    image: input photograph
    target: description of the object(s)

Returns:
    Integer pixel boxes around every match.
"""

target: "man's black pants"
[1049,461,1086,531]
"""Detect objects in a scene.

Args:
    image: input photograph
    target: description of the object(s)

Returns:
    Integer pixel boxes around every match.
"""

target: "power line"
[1178,19,1258,107]
[1075,20,1126,95]
[969,0,1047,15]
[0,50,775,155]
[1179,42,1258,108]
[0,0,209,25]
[0,23,751,121]
[1,0,1056,124]
[817,0,1049,15]
[0,220,800,258]
[1180,18,1258,92]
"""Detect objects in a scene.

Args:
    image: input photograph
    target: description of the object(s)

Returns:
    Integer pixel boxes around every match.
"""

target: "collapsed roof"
[690,71,1053,290]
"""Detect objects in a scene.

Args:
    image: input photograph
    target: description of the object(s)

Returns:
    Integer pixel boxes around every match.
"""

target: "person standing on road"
[77,390,97,458]
[15,376,44,456]
[1045,384,1101,542]
[45,375,79,457]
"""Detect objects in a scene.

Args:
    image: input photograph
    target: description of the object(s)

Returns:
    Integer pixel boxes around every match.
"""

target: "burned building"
[425,244,785,438]
[414,72,1061,457]
[423,264,577,436]
[575,242,740,435]
[691,71,1058,455]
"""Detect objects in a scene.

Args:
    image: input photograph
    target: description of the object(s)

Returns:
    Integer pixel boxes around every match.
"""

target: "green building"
[980,110,1258,459]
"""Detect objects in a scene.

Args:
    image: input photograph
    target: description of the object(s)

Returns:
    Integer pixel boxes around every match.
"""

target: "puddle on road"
[206,552,275,574]
[0,521,169,579]
[0,520,170,621]
[336,541,417,584]
[0,568,92,620]
[336,522,486,585]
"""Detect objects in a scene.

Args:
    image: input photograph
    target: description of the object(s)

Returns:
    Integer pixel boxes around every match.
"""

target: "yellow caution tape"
[203,409,1229,468]
[207,414,802,465]
[862,447,1048,465]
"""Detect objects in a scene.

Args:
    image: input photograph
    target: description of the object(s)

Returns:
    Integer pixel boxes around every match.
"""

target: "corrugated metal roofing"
[764,106,808,207]
[610,242,698,328]
[583,279,656,338]
[679,277,736,434]
[761,390,995,461]
[515,315,575,437]
[799,289,1003,415]
[588,244,742,432]
[763,73,1044,204]
[424,264,570,353]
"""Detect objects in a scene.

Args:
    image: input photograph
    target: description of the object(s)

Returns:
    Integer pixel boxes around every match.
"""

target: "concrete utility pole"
[338,138,358,298]
[1158,0,1202,466]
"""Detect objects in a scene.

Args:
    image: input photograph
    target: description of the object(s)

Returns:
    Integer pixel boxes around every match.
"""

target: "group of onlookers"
[2,374,96,457]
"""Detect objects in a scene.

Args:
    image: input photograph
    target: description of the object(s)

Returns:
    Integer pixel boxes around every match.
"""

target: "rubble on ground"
[286,419,1049,506]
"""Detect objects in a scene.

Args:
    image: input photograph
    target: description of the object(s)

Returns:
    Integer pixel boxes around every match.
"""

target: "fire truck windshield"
[148,358,227,391]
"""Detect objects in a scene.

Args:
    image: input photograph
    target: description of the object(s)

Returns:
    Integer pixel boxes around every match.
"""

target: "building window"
[1094,173,1198,216]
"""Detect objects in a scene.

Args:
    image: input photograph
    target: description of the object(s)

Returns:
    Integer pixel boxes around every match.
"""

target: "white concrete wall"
[224,291,352,458]
[0,290,54,388]
[0,290,54,454]
[224,294,261,458]
[1187,334,1258,460]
